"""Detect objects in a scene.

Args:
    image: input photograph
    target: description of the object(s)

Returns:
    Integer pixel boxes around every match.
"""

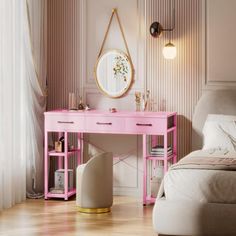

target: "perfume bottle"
[141,94,146,111]
[135,91,141,111]
[146,90,150,111]
[69,92,77,110]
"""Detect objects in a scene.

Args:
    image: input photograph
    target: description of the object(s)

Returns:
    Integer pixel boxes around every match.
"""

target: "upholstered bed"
[153,90,236,236]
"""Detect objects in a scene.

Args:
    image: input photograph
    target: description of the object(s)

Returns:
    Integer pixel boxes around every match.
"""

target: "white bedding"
[164,150,236,203]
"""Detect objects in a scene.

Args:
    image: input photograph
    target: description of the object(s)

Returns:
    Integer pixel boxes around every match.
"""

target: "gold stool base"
[77,207,111,214]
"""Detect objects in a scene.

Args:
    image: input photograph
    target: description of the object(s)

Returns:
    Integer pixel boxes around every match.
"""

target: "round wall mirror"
[95,49,134,98]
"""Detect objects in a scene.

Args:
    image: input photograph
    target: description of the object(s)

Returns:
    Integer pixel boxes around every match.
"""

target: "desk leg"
[143,134,147,206]
[77,133,80,166]
[77,133,83,165]
[152,135,157,169]
[164,133,168,173]
[58,132,63,169]
[173,115,177,164]
[44,131,48,199]
[81,133,84,164]
[64,132,68,200]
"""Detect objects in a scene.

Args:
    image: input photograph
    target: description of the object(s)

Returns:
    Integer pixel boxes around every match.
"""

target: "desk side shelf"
[47,188,76,199]
[142,113,177,206]
[146,154,177,161]
[48,149,80,157]
[44,131,82,200]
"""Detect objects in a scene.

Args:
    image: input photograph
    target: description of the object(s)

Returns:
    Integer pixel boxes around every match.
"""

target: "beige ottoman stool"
[76,152,113,213]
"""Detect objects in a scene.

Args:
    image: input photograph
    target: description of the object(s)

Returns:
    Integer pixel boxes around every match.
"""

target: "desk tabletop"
[44,109,177,118]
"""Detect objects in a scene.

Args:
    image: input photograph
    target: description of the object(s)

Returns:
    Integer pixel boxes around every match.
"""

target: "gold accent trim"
[97,8,133,62]
[77,207,111,214]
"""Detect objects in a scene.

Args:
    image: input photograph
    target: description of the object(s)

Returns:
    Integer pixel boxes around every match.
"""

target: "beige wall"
[202,0,236,89]
[47,0,201,196]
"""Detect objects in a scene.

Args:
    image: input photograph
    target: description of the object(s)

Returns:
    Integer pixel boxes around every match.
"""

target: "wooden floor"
[0,196,156,236]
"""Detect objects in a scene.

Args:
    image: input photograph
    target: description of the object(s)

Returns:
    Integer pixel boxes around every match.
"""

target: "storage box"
[54,169,73,190]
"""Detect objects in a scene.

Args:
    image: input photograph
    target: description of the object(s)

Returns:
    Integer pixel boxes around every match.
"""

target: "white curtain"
[25,0,47,197]
[0,0,46,210]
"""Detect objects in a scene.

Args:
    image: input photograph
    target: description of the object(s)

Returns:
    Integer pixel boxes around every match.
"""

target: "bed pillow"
[202,114,236,151]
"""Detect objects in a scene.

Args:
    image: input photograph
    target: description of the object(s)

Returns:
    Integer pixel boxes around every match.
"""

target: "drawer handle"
[96,122,112,126]
[136,123,152,127]
[57,121,74,124]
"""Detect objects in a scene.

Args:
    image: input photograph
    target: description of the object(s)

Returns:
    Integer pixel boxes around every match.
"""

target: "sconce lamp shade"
[162,42,176,59]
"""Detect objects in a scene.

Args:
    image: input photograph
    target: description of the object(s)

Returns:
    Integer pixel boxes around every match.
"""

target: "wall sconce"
[149,0,176,59]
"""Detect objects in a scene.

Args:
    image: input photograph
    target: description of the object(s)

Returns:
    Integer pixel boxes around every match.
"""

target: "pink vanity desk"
[44,110,177,204]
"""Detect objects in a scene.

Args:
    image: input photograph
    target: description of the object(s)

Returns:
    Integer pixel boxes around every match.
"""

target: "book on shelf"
[150,151,173,157]
[150,145,173,156]
[151,145,172,151]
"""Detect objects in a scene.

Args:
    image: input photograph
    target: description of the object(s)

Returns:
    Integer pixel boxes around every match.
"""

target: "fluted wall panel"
[47,0,80,110]
[146,0,201,159]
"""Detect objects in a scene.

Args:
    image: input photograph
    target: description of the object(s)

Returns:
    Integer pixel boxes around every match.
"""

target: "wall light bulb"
[162,42,176,59]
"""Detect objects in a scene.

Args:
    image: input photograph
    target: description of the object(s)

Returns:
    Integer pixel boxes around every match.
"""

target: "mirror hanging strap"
[98,8,133,67]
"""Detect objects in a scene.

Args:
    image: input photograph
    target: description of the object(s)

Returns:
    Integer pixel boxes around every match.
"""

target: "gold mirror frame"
[94,49,134,98]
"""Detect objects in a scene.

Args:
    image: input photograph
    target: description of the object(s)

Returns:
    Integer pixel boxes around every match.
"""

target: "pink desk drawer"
[45,115,84,132]
[125,118,167,134]
[85,117,125,133]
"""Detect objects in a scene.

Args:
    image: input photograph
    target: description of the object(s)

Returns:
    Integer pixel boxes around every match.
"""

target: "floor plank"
[0,196,157,236]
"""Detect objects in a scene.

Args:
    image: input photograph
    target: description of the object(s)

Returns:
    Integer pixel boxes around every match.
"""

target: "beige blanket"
[170,156,236,171]
[157,150,236,203]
